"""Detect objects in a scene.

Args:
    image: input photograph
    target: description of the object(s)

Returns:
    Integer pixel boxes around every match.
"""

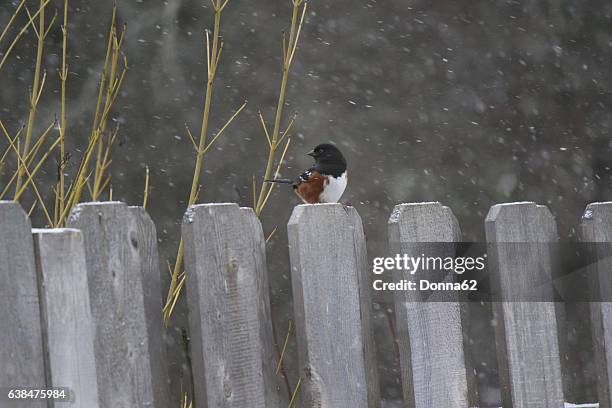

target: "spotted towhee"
[267,143,347,204]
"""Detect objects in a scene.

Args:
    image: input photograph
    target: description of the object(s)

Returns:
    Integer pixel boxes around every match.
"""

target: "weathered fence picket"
[288,203,380,408]
[0,201,46,398]
[387,202,476,408]
[67,202,169,408]
[581,202,612,408]
[32,228,99,407]
[485,202,565,408]
[128,206,170,405]
[182,203,286,407]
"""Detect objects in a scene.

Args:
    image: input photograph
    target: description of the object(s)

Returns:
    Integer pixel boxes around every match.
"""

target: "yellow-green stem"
[70,11,119,209]
[255,2,302,214]
[58,0,69,225]
[165,5,223,325]
[15,0,45,197]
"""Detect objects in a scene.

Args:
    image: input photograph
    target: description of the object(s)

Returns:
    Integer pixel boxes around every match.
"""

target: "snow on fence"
[0,199,611,408]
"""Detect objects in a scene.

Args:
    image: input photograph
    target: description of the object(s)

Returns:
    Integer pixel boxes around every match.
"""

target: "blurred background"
[2,0,611,405]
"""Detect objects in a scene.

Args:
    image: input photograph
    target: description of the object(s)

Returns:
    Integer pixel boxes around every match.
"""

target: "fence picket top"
[183,201,240,222]
[388,201,460,241]
[486,201,557,242]
[0,201,46,386]
[32,227,80,234]
[582,201,612,241]
[66,200,125,223]
[182,202,286,408]
[32,227,100,407]
[288,203,380,408]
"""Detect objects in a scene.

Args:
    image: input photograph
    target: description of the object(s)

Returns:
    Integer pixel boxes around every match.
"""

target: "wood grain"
[580,202,612,408]
[288,203,380,408]
[388,202,475,408]
[182,203,286,408]
[68,202,169,408]
[32,228,99,408]
[0,201,46,405]
[485,202,564,408]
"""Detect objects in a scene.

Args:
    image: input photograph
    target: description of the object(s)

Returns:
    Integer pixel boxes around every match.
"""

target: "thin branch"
[23,5,41,39]
[0,124,23,164]
[0,0,27,45]
[288,2,308,66]
[14,0,47,197]
[277,112,297,146]
[184,124,199,152]
[252,174,257,208]
[43,9,58,39]
[205,29,211,75]
[13,135,61,201]
[0,120,20,160]
[33,70,47,106]
[200,100,247,156]
[0,0,52,72]
[219,0,230,12]
[24,120,56,167]
[143,165,150,209]
[56,0,70,226]
[164,2,231,326]
[266,226,278,244]
[98,175,111,196]
[288,377,303,408]
[258,111,272,149]
[260,137,291,212]
[255,0,307,214]
[28,200,38,217]
[213,40,224,74]
[0,120,54,199]
[275,319,293,374]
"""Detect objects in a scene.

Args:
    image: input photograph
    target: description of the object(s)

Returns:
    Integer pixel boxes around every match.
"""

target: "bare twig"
[0,0,52,72]
[255,1,308,216]
[55,0,70,225]
[199,100,247,157]
[14,0,48,196]
[275,319,293,374]
[184,124,198,152]
[143,165,150,209]
[12,135,62,201]
[266,226,278,243]
[164,0,245,326]
[260,137,291,211]
[287,377,303,408]
[0,0,27,45]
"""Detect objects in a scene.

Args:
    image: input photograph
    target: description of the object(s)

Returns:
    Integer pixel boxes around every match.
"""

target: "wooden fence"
[0,199,610,408]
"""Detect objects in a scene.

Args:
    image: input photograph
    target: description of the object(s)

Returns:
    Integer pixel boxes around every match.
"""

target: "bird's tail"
[265,178,293,184]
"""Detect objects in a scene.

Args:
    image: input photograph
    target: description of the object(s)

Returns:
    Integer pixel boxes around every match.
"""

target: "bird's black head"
[307,143,347,177]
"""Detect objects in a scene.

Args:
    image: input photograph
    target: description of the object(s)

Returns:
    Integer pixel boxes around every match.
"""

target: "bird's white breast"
[320,171,347,203]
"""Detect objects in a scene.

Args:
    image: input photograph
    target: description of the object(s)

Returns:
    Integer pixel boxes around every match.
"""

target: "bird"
[266,143,348,204]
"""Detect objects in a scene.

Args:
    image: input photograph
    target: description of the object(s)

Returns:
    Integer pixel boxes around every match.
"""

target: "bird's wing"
[296,168,314,185]
[294,170,328,204]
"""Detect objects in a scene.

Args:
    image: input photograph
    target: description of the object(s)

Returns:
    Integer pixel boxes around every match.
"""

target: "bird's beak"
[307,150,315,157]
